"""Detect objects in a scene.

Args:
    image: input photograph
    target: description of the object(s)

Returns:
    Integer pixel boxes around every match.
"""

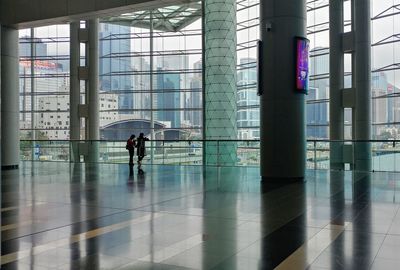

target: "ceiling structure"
[102,2,202,32]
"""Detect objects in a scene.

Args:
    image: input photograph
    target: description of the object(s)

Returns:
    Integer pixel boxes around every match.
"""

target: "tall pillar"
[88,19,99,141]
[0,28,2,251]
[203,0,237,166]
[70,22,80,162]
[70,22,80,139]
[1,26,19,170]
[260,0,307,181]
[329,0,345,170]
[354,0,371,171]
[87,19,100,163]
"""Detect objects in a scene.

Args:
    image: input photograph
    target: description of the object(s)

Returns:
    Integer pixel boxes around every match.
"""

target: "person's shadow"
[137,170,146,194]
[127,171,135,193]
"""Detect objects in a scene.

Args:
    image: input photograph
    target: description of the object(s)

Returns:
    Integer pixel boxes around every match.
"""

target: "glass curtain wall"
[18,6,203,146]
[18,1,400,144]
[371,0,400,140]
[19,26,70,160]
[307,1,330,140]
[306,0,400,141]
[19,26,70,141]
[236,0,400,142]
[99,8,203,141]
[237,0,260,140]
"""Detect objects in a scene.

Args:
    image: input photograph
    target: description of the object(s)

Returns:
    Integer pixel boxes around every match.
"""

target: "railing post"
[31,140,35,161]
[393,141,396,172]
[314,141,317,170]
[163,141,165,165]
[217,141,220,167]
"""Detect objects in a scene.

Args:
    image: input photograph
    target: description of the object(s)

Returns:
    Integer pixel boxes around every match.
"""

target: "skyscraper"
[237,58,259,139]
[156,69,181,128]
[187,60,202,128]
[308,47,329,138]
[99,23,133,112]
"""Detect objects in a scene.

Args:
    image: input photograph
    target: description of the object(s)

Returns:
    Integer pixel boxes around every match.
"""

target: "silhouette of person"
[126,134,136,175]
[136,133,149,173]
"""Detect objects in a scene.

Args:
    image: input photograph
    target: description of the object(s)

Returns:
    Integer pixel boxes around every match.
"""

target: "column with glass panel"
[329,0,345,170]
[70,20,100,163]
[87,19,100,163]
[328,0,372,171]
[353,0,372,171]
[203,0,238,166]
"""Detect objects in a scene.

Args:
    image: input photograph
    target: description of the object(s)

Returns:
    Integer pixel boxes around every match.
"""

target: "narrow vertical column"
[87,19,100,162]
[354,0,371,171]
[260,0,307,181]
[150,12,155,164]
[30,28,36,161]
[329,0,345,170]
[1,26,20,169]
[0,24,2,249]
[203,0,237,166]
[70,22,80,162]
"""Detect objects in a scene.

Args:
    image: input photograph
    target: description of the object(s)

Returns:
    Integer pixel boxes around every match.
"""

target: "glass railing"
[20,139,400,172]
[20,140,260,167]
[306,140,400,172]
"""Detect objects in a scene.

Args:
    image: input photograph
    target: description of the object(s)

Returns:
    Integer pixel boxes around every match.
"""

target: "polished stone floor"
[1,162,400,269]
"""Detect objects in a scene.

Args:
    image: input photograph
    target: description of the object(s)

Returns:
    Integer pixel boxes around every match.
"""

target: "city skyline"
[17,0,400,141]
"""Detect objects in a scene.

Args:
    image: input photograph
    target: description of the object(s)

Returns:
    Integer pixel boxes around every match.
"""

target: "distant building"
[36,94,70,140]
[372,72,388,137]
[132,57,151,120]
[308,47,400,139]
[308,47,329,139]
[99,23,133,112]
[237,58,259,139]
[36,94,119,139]
[187,60,202,128]
[19,57,66,127]
[156,69,181,128]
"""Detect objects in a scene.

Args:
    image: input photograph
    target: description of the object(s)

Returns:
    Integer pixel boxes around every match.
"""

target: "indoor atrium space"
[1,0,400,269]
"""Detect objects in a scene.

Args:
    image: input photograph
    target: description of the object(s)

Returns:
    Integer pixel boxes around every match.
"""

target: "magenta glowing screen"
[296,37,310,93]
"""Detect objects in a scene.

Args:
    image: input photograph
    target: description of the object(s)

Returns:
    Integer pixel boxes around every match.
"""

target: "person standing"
[136,133,149,173]
[126,134,136,175]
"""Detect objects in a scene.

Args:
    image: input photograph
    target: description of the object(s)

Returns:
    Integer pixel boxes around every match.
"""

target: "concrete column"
[1,26,19,169]
[329,0,345,170]
[354,0,371,171]
[88,19,99,141]
[203,0,237,166]
[260,0,307,181]
[87,19,99,162]
[30,28,36,161]
[70,22,80,162]
[0,29,3,236]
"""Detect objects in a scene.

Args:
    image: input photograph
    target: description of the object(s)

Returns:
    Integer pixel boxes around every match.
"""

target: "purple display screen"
[296,37,310,93]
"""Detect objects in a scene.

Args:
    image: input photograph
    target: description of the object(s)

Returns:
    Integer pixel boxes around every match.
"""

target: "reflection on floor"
[1,162,400,269]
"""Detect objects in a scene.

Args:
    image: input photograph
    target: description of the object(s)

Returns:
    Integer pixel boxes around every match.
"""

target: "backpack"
[126,139,130,150]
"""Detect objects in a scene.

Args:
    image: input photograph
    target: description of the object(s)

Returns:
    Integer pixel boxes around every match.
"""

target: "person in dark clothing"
[126,134,136,175]
[136,133,149,173]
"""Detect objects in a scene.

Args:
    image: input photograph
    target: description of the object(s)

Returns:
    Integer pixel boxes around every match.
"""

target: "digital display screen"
[296,37,310,93]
